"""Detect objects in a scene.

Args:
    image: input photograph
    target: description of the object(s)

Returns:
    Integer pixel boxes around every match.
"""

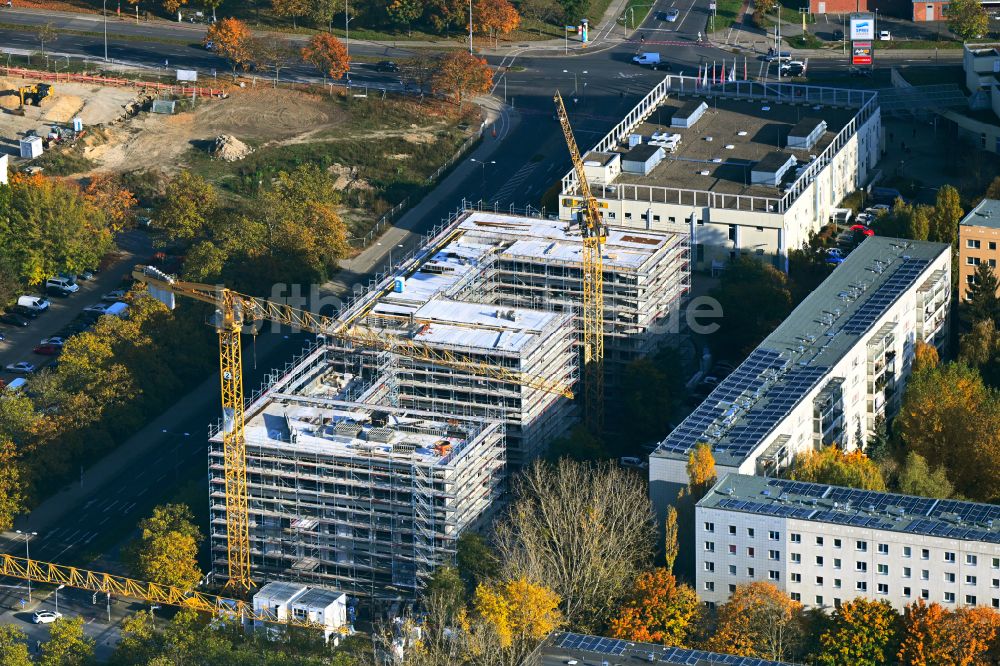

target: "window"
[834,578,842,589]
[769,550,780,561]
[922,549,930,560]
[968,554,979,566]
[704,562,715,572]
[990,242,997,250]
[729,565,737,575]
[903,546,912,558]
[967,575,978,585]
[791,573,802,583]
[878,564,889,575]
[968,239,982,249]
[816,556,824,566]
[878,543,889,555]
[904,567,912,578]
[668,216,676,223]
[769,530,780,541]
[769,570,780,581]
[878,583,889,595]
[945,573,956,584]
[922,570,930,581]
[945,592,956,603]
[704,522,715,533]
[857,562,868,572]
[756,226,764,232]
[730,584,737,593]
[791,553,802,564]
[747,547,755,558]
[856,540,868,552]
[834,539,842,549]
[994,557,999,569]
[747,528,755,538]
[995,599,1000,609]
[816,595,824,605]
[967,256,981,266]
[790,533,801,544]
[991,259,997,268]
[834,558,842,570]
[816,536,824,546]
[704,541,715,552]
[607,212,616,219]
[747,568,755,578]
[904,587,912,597]
[704,581,715,592]
[624,212,632,220]
[640,213,648,221]
[922,589,930,600]
[729,544,737,554]
[857,581,868,592]
[728,225,737,241]
[816,576,824,586]
[653,215,661,222]
[945,552,957,563]
[729,525,737,535]
[791,592,801,601]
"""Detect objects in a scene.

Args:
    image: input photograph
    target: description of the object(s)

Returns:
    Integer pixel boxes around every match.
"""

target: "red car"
[850,224,868,232]
[33,344,61,356]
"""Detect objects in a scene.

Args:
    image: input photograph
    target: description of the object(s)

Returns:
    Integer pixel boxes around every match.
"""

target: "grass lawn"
[787,32,825,48]
[713,0,748,31]
[878,37,963,49]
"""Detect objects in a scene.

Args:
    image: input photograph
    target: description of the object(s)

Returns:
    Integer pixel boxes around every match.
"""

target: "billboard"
[852,42,872,65]
[850,14,874,40]
[176,69,198,82]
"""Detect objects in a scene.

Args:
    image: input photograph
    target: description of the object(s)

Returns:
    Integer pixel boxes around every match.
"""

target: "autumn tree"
[388,0,423,35]
[205,18,253,76]
[162,0,188,21]
[157,171,218,243]
[959,317,1000,386]
[664,505,679,571]
[36,23,57,54]
[125,503,203,589]
[520,0,561,29]
[789,446,886,491]
[912,341,940,374]
[816,598,899,666]
[949,606,1000,665]
[250,38,296,85]
[706,582,803,661]
[424,0,467,32]
[301,33,350,80]
[494,458,655,631]
[309,0,338,29]
[620,349,682,447]
[948,0,989,40]
[466,578,562,666]
[272,0,311,27]
[0,437,25,532]
[710,256,794,359]
[431,51,494,108]
[457,532,498,594]
[414,567,470,665]
[929,185,963,245]
[686,442,716,498]
[609,568,701,646]
[474,0,521,46]
[39,616,95,666]
[899,601,1000,666]
[897,451,953,499]
[83,174,137,234]
[0,625,31,666]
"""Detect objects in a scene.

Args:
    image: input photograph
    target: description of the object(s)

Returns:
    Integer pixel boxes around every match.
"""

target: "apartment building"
[560,77,881,270]
[650,237,951,525]
[959,198,1000,300]
[697,474,1000,612]
[526,631,798,666]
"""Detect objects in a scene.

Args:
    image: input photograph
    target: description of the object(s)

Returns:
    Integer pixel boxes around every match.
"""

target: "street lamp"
[470,158,495,182]
[345,1,354,82]
[15,530,37,602]
[377,242,405,267]
[150,604,161,625]
[54,585,65,614]
[469,0,474,53]
[161,429,191,481]
[103,0,108,62]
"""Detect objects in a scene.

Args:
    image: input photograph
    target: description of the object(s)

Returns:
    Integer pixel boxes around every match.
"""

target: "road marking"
[99,516,110,525]
[83,533,96,544]
[136,488,147,497]
[122,502,136,513]
[156,473,167,481]
[63,529,80,542]
[102,500,119,513]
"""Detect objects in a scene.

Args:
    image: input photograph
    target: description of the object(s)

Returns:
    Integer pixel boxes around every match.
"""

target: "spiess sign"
[850,14,875,40]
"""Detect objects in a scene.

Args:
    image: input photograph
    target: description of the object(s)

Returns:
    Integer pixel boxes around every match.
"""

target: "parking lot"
[0,231,152,385]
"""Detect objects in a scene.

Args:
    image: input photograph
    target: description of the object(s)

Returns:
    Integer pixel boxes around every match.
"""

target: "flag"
[728,60,736,82]
[701,64,708,88]
[744,56,748,81]
[719,63,725,83]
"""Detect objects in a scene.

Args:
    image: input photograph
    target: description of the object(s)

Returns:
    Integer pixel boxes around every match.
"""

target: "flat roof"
[654,237,949,467]
[409,298,561,352]
[961,198,1000,230]
[295,587,346,608]
[609,95,855,197]
[583,151,618,166]
[754,151,797,173]
[702,474,1000,545]
[623,143,661,161]
[255,581,307,604]
[789,116,825,138]
[675,99,708,117]
[534,632,797,666]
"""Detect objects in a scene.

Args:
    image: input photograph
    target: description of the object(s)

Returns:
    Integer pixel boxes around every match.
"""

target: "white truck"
[632,52,663,69]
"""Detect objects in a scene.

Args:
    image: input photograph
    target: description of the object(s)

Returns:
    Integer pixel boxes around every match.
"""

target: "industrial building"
[560,78,882,270]
[649,237,951,526]
[697,474,1000,611]
[211,208,689,601]
[526,631,798,665]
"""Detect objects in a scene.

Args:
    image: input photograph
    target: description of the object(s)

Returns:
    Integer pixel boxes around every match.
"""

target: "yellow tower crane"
[554,91,606,432]
[132,265,574,593]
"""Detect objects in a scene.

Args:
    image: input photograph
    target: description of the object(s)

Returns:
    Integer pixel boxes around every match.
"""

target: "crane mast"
[554,91,605,432]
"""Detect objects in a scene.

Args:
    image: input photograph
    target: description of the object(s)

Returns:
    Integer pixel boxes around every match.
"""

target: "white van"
[632,52,662,68]
[16,296,49,312]
[45,277,79,294]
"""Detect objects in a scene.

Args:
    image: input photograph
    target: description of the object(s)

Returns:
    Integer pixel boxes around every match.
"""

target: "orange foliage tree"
[162,0,188,21]
[205,18,253,76]
[83,175,137,234]
[474,0,521,46]
[817,598,899,666]
[705,582,802,661]
[899,601,1000,666]
[431,51,494,108]
[301,33,350,81]
[609,568,701,646]
[912,341,940,373]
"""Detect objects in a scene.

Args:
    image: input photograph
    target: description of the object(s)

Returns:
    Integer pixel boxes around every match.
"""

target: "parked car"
[619,456,649,470]
[102,289,127,302]
[17,295,49,313]
[33,344,61,356]
[833,29,844,40]
[662,8,680,21]
[40,336,66,347]
[375,60,399,72]
[77,269,96,281]
[10,306,40,319]
[84,303,112,315]
[5,362,36,374]
[45,277,79,294]
[879,30,891,41]
[32,611,62,624]
[0,313,30,327]
[780,62,805,77]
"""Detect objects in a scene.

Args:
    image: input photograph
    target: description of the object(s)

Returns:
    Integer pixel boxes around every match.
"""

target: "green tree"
[157,171,217,243]
[897,451,953,499]
[387,0,423,34]
[710,256,793,359]
[126,503,203,589]
[929,185,963,245]
[309,0,338,28]
[456,532,496,593]
[0,625,31,666]
[866,414,890,462]
[789,446,886,491]
[959,317,1000,386]
[424,0,466,32]
[39,616,95,666]
[546,424,604,462]
[110,611,160,666]
[816,598,899,666]
[948,0,989,40]
[0,437,25,531]
[964,262,1000,325]
[620,350,682,447]
[786,233,834,304]
[272,0,311,27]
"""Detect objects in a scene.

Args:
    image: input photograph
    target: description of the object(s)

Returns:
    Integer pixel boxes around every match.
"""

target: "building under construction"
[213,208,690,600]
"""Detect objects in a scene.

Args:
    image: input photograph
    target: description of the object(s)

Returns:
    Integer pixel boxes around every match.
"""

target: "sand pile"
[327,163,372,191]
[210,134,252,161]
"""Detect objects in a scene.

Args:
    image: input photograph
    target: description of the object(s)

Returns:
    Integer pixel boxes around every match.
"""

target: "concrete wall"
[912,1,948,21]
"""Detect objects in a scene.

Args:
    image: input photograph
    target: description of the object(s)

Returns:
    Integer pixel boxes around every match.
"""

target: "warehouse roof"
[702,474,1000,545]
[653,237,949,467]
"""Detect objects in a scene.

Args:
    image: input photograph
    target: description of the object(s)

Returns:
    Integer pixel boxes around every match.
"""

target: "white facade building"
[559,77,881,270]
[697,474,1000,612]
[251,581,348,642]
[649,237,951,526]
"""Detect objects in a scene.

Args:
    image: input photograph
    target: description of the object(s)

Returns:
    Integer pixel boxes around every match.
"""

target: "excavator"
[1,83,53,115]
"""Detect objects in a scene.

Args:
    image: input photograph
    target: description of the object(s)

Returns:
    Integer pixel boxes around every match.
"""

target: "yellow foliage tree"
[686,442,716,499]
[664,505,679,572]
[912,341,940,374]
[789,446,886,491]
[705,582,802,661]
[126,504,203,590]
[468,578,561,665]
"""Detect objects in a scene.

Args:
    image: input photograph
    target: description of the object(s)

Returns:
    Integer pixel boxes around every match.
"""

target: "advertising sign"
[850,14,874,40]
[176,69,198,82]
[852,41,872,65]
